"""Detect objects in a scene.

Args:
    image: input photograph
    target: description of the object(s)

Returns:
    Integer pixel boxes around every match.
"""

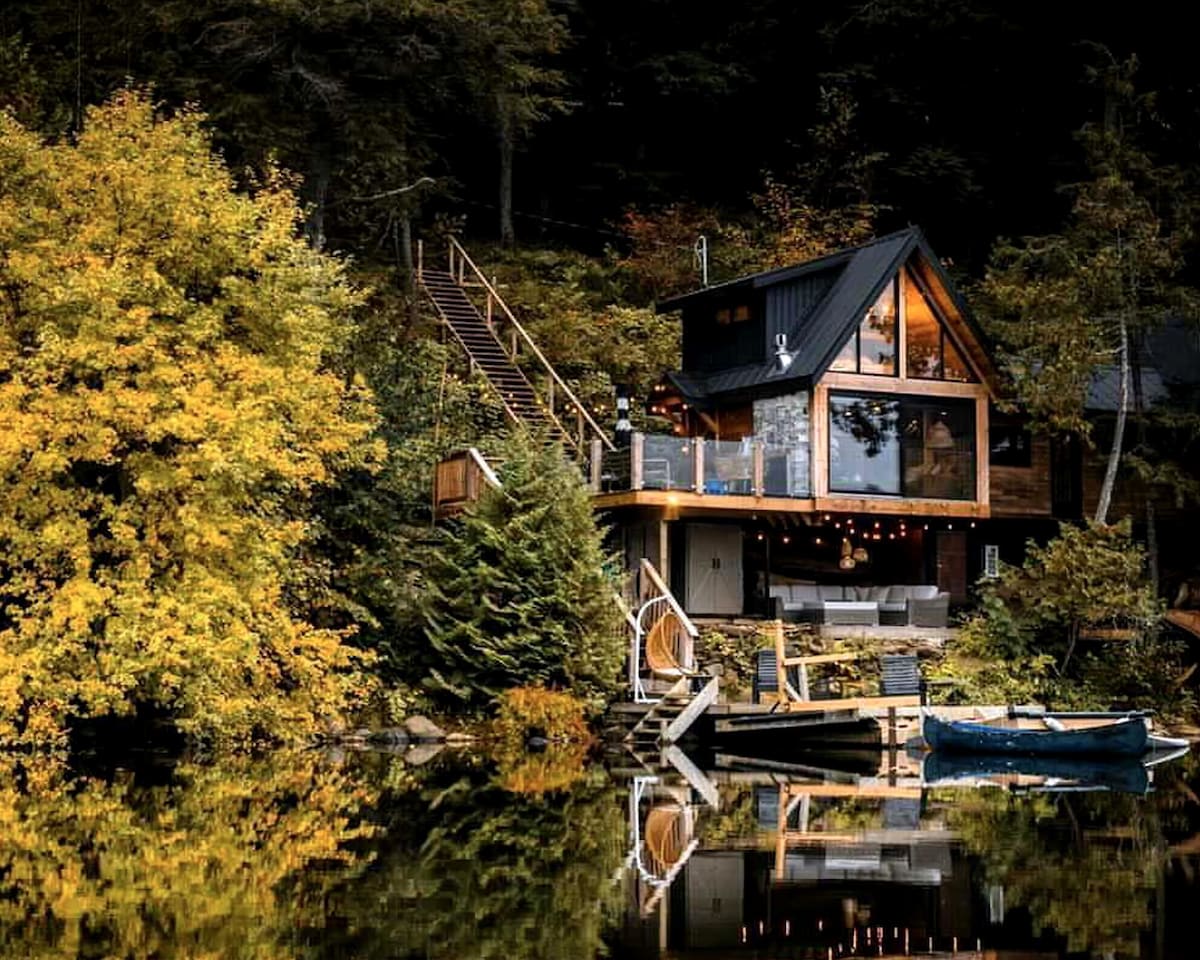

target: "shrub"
[943,520,1189,714]
[494,686,591,747]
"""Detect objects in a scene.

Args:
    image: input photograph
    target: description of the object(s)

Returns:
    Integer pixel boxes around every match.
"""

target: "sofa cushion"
[879,601,907,612]
[792,585,822,603]
[870,585,891,602]
[818,585,847,602]
[910,585,940,601]
[853,585,873,602]
[769,585,790,600]
[886,585,910,603]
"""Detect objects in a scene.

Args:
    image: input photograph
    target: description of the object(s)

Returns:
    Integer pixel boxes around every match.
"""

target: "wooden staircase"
[417,239,615,459]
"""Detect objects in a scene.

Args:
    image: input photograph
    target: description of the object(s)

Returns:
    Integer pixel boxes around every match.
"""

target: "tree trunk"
[497,97,515,248]
[398,213,414,291]
[305,135,332,251]
[1094,316,1129,525]
[1131,335,1160,593]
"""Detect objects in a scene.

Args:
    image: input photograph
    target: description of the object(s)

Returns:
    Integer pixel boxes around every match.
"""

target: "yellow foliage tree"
[0,91,381,747]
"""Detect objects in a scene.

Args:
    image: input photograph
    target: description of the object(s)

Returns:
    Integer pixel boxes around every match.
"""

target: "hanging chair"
[644,609,689,677]
[644,804,686,877]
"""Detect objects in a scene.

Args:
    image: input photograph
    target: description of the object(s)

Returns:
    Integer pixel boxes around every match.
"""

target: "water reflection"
[0,747,1195,959]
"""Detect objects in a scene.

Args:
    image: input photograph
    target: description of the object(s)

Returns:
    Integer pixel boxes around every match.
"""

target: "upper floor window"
[715,304,752,325]
[830,279,898,375]
[904,268,976,382]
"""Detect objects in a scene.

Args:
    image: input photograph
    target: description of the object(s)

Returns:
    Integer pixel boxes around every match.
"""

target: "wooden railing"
[426,237,615,457]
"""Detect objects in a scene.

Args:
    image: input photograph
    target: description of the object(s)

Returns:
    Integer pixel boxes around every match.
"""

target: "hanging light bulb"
[839,537,856,570]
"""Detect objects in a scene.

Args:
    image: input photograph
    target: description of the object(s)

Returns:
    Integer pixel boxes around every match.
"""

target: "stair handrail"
[447,237,616,452]
[639,559,699,641]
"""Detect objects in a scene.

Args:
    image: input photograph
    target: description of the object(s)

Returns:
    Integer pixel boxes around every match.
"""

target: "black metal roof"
[656,227,994,403]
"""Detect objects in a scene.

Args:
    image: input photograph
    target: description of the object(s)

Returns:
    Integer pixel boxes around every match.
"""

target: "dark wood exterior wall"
[989,435,1053,517]
[681,293,767,372]
[1081,448,1147,521]
[765,270,838,347]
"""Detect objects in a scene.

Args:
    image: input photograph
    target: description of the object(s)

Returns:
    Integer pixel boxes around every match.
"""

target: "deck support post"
[693,439,704,493]
[752,441,765,496]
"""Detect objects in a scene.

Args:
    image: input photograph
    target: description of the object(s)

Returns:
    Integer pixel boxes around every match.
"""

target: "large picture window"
[829,392,976,500]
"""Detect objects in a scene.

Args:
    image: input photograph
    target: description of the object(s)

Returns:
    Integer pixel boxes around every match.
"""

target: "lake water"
[1,745,1197,959]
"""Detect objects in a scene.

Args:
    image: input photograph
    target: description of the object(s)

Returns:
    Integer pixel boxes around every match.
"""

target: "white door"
[686,524,743,615]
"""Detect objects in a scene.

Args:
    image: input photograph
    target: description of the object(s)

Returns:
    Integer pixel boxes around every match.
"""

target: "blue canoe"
[922,713,1148,757]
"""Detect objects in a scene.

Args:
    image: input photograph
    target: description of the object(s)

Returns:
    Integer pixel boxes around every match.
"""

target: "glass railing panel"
[597,445,632,492]
[762,441,811,497]
[641,436,694,491]
[702,439,755,495]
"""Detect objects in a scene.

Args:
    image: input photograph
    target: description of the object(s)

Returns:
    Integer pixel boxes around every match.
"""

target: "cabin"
[424,227,1200,627]
[588,227,1067,621]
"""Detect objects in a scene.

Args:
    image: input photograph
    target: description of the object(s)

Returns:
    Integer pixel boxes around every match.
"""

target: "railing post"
[485,291,493,330]
[773,620,787,704]
[510,328,518,359]
[693,439,705,494]
[416,239,423,279]
[547,378,554,416]
[632,432,645,491]
[590,438,603,492]
[577,408,585,449]
[753,440,765,497]
[448,238,454,277]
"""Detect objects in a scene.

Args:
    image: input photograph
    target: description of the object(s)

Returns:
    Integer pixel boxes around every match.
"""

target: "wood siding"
[990,435,1053,517]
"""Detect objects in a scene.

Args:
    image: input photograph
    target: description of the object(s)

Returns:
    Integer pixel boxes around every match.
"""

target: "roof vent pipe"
[774,333,794,372]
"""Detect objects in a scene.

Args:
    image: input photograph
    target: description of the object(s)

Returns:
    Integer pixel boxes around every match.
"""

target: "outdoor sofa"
[768,583,949,627]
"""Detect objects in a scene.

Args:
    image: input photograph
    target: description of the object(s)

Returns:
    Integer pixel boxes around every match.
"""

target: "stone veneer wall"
[753,392,811,496]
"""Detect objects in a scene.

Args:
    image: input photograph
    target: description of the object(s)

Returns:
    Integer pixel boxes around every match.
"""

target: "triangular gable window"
[903,268,977,382]
[829,278,897,375]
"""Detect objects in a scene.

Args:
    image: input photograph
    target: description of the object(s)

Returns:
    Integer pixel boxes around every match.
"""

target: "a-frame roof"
[656,227,1001,401]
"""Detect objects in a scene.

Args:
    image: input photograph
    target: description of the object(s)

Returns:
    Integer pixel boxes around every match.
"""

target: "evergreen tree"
[421,436,623,708]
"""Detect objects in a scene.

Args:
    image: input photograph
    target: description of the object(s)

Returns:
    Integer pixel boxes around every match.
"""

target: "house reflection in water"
[614,775,985,960]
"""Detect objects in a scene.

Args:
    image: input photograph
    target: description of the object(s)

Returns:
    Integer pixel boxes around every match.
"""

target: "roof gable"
[659,227,1001,401]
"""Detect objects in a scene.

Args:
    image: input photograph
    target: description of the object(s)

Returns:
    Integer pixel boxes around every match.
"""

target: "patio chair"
[880,654,925,703]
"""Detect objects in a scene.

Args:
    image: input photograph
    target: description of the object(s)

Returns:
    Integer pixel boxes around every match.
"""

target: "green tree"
[0,91,379,747]
[978,55,1195,524]
[943,521,1187,712]
[421,435,623,708]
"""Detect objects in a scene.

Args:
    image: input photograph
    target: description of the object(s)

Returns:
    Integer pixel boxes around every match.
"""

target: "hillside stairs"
[417,238,614,459]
